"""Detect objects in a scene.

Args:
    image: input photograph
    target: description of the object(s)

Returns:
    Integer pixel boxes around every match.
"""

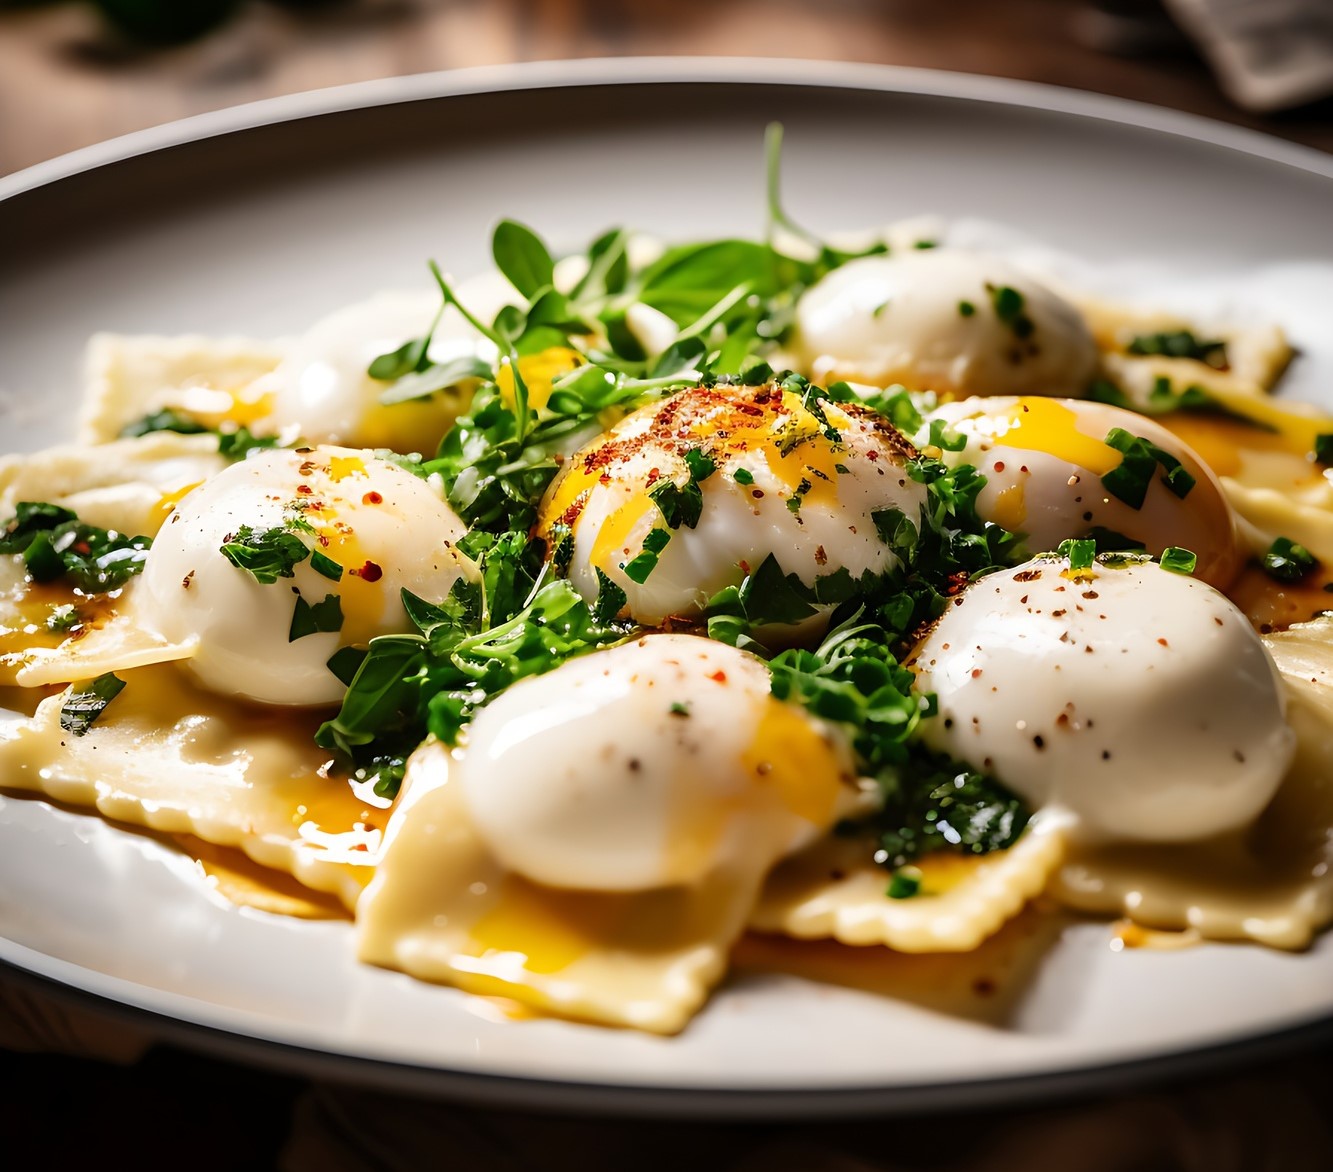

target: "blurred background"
[2,0,1332,176]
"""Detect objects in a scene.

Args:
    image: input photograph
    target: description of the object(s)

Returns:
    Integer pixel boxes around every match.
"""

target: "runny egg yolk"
[138,445,475,706]
[921,396,1245,590]
[537,383,927,628]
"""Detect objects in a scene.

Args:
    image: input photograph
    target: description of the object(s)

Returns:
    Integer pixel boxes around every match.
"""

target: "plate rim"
[2,56,1332,1116]
[2,56,1330,203]
[5,944,1333,1119]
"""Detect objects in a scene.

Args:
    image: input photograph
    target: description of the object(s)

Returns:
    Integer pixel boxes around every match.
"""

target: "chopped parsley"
[1159,547,1198,575]
[219,525,312,584]
[59,673,126,736]
[1057,538,1097,572]
[119,408,210,438]
[957,300,975,318]
[1261,537,1318,583]
[1314,434,1333,465]
[288,592,344,641]
[986,283,1034,339]
[1101,428,1196,509]
[1126,329,1227,369]
[649,447,717,531]
[0,502,151,593]
[887,867,922,899]
[770,620,1030,867]
[592,568,627,623]
[623,528,671,584]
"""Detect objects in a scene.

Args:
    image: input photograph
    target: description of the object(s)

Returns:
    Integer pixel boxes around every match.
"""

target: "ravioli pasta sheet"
[80,332,289,443]
[750,820,1066,952]
[0,662,376,909]
[357,744,760,1034]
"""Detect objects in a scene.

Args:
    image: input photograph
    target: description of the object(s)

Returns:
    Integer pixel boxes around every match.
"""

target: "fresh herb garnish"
[1058,538,1097,572]
[0,502,151,593]
[1159,547,1198,575]
[1261,537,1318,583]
[59,673,126,736]
[986,283,1034,339]
[1314,434,1333,465]
[1101,428,1196,509]
[1126,329,1227,369]
[770,619,1030,866]
[623,528,672,584]
[219,525,311,585]
[887,867,922,899]
[288,592,344,641]
[119,408,210,438]
[216,426,281,461]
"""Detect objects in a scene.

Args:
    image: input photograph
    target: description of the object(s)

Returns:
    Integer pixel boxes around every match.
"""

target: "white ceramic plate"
[2,59,1332,1117]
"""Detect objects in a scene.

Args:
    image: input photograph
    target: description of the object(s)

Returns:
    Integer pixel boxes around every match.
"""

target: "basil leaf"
[377,355,495,406]
[492,219,554,299]
[220,525,310,584]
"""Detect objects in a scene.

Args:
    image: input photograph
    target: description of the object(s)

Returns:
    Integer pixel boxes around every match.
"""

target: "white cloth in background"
[1166,0,1333,111]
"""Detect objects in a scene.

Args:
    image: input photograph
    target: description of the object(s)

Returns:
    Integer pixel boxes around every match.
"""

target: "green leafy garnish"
[1101,427,1196,509]
[1159,547,1198,575]
[492,218,555,299]
[623,528,671,584]
[119,408,211,438]
[887,867,922,899]
[288,592,344,641]
[219,525,311,584]
[1126,329,1227,368]
[1262,537,1318,583]
[59,673,126,736]
[216,426,280,461]
[1314,434,1333,465]
[770,620,1030,866]
[0,502,151,593]
[986,283,1034,339]
[1057,538,1097,571]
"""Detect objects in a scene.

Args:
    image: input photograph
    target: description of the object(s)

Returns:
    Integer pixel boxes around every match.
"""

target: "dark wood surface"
[1,0,1331,180]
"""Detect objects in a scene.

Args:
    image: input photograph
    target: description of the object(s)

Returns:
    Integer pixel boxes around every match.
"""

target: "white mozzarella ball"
[920,396,1245,589]
[459,634,861,891]
[537,383,928,628]
[794,250,1098,398]
[258,272,513,453]
[139,446,474,706]
[911,556,1293,842]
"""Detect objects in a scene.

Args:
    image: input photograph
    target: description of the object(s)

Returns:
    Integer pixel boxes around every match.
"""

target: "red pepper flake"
[708,670,728,683]
[355,560,384,582]
[297,484,314,496]
[362,491,383,505]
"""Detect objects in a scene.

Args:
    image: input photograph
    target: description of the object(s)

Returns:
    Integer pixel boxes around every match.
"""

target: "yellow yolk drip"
[327,455,368,483]
[497,347,584,414]
[742,697,849,827]
[148,481,204,533]
[590,498,652,576]
[352,396,466,455]
[1157,414,1314,480]
[991,483,1027,532]
[468,877,626,974]
[170,386,274,429]
[988,398,1123,474]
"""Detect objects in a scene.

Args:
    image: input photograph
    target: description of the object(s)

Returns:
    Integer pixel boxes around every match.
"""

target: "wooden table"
[1,0,1330,179]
